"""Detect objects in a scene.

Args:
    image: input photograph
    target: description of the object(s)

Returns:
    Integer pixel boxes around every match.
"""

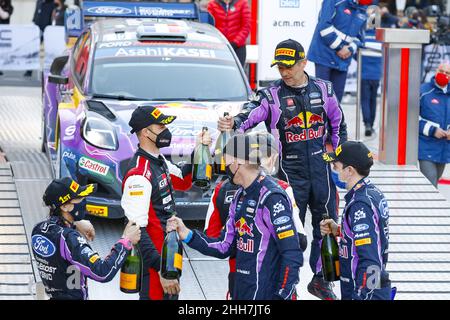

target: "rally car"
[42,1,252,219]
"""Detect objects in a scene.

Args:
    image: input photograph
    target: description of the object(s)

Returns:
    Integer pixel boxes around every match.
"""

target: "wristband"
[182,230,193,244]
[118,237,133,251]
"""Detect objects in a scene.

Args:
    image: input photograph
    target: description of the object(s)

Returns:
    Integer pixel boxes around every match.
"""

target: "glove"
[298,233,308,252]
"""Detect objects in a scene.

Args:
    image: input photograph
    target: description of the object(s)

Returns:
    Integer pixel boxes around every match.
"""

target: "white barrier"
[0,24,41,71]
[43,26,67,71]
[257,0,322,86]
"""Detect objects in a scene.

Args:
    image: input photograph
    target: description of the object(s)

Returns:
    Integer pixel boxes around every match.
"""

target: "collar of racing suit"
[344,177,369,203]
[243,172,265,195]
[136,146,165,165]
[281,71,310,93]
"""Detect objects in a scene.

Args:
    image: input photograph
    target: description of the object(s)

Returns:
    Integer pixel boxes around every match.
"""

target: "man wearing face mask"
[418,62,450,188]
[122,105,209,300]
[31,178,141,300]
[321,141,391,300]
[204,131,307,299]
[167,133,303,300]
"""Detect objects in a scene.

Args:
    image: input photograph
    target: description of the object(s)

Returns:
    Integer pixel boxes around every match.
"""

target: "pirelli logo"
[355,238,372,247]
[86,204,108,218]
[129,191,144,196]
[89,254,100,264]
[278,230,295,240]
[335,145,342,156]
[70,181,80,193]
[151,108,161,119]
[275,48,296,57]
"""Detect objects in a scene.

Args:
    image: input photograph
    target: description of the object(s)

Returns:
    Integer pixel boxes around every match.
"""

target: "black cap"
[323,141,374,171]
[271,39,306,67]
[129,105,177,134]
[43,177,97,209]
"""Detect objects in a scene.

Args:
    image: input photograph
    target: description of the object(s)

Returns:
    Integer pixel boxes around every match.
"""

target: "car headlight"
[82,117,118,151]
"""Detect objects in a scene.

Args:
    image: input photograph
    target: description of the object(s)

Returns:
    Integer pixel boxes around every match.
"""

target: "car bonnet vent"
[136,25,187,42]
[86,100,116,121]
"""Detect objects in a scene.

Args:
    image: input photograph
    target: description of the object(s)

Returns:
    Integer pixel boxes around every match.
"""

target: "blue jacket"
[339,178,390,300]
[361,29,382,81]
[418,79,450,163]
[308,0,368,71]
[187,174,303,300]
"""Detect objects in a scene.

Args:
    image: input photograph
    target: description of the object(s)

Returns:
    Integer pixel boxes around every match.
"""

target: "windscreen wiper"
[90,93,144,101]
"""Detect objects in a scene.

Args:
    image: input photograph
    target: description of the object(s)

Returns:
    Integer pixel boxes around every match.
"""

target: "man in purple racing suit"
[218,39,347,300]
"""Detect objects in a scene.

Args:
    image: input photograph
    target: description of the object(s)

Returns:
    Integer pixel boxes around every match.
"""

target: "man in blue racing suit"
[31,177,141,300]
[167,133,303,300]
[321,141,391,300]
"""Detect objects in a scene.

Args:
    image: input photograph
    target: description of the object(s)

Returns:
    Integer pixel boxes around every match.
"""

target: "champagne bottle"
[320,213,340,282]
[120,245,142,293]
[192,126,213,189]
[214,112,231,175]
[160,210,183,280]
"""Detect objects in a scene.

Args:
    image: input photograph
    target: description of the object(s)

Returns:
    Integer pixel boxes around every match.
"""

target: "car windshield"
[90,42,249,101]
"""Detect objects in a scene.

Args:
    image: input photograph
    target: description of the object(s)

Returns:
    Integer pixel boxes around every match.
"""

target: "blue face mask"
[331,168,347,190]
[70,199,87,221]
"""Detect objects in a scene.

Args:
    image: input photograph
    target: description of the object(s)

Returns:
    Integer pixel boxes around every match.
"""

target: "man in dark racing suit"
[204,131,307,299]
[218,39,347,300]
[321,141,392,300]
[168,133,303,300]
[31,177,141,300]
[122,105,209,300]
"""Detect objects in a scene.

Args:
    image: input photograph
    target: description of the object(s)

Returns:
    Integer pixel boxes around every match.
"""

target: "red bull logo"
[284,111,324,130]
[235,217,254,237]
[237,238,254,253]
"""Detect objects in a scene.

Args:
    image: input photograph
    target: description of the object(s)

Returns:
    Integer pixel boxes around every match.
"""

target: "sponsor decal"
[248,200,257,207]
[32,235,56,258]
[235,217,254,237]
[353,224,369,232]
[273,201,286,215]
[335,145,342,156]
[344,8,352,15]
[114,47,217,58]
[63,125,76,141]
[78,184,95,197]
[237,269,250,275]
[161,116,175,124]
[59,194,71,205]
[278,230,295,239]
[151,108,161,119]
[159,174,168,189]
[276,224,292,232]
[77,236,87,245]
[284,111,324,130]
[275,48,296,57]
[285,127,324,143]
[246,207,255,214]
[355,238,372,247]
[86,204,108,218]
[224,190,236,204]
[339,245,348,259]
[89,254,100,264]
[129,191,144,196]
[81,247,94,256]
[431,98,439,104]
[273,216,290,225]
[79,157,109,176]
[237,237,254,253]
[62,151,76,161]
[309,92,321,99]
[310,99,322,105]
[280,0,300,8]
[162,195,172,205]
[353,209,366,222]
[70,181,79,193]
[87,6,132,15]
[379,199,389,219]
[354,232,370,239]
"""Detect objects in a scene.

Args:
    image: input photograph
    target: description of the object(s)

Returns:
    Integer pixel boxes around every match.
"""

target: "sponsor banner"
[0,25,40,71]
[422,44,450,83]
[86,204,109,218]
[257,0,321,84]
[43,26,66,71]
[79,156,110,176]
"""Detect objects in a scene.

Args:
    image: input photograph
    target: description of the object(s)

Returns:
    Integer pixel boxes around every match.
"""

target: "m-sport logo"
[280,0,300,8]
[87,6,133,15]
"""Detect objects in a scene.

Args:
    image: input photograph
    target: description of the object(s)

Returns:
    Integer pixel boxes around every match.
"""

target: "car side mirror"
[50,55,69,75]
[49,75,69,85]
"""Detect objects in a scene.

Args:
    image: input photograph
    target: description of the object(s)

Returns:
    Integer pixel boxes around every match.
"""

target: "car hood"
[94,99,246,158]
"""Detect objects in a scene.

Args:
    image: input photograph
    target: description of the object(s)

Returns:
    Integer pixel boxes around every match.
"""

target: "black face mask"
[226,164,239,186]
[148,128,172,148]
[70,199,87,221]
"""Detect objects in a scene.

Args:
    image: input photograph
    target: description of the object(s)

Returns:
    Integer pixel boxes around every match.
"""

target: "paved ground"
[1,84,450,300]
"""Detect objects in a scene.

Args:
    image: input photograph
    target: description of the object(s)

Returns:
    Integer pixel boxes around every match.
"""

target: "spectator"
[360,21,382,136]
[207,0,251,68]
[33,0,56,34]
[380,3,400,28]
[0,0,13,76]
[418,62,450,188]
[308,0,371,103]
[52,0,67,26]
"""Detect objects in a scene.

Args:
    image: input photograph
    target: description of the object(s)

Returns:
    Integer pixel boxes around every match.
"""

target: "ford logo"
[32,235,56,258]
[273,216,290,226]
[353,224,369,233]
[87,6,133,15]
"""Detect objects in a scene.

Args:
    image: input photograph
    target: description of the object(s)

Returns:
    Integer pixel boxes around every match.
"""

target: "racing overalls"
[338,178,391,300]
[188,174,303,300]
[233,75,347,275]
[31,216,131,300]
[121,147,192,300]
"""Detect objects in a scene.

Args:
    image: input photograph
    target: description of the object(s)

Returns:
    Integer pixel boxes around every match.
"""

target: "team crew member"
[218,39,347,300]
[168,133,303,300]
[321,141,391,300]
[31,178,140,300]
[308,0,370,102]
[121,105,210,300]
[204,131,307,299]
